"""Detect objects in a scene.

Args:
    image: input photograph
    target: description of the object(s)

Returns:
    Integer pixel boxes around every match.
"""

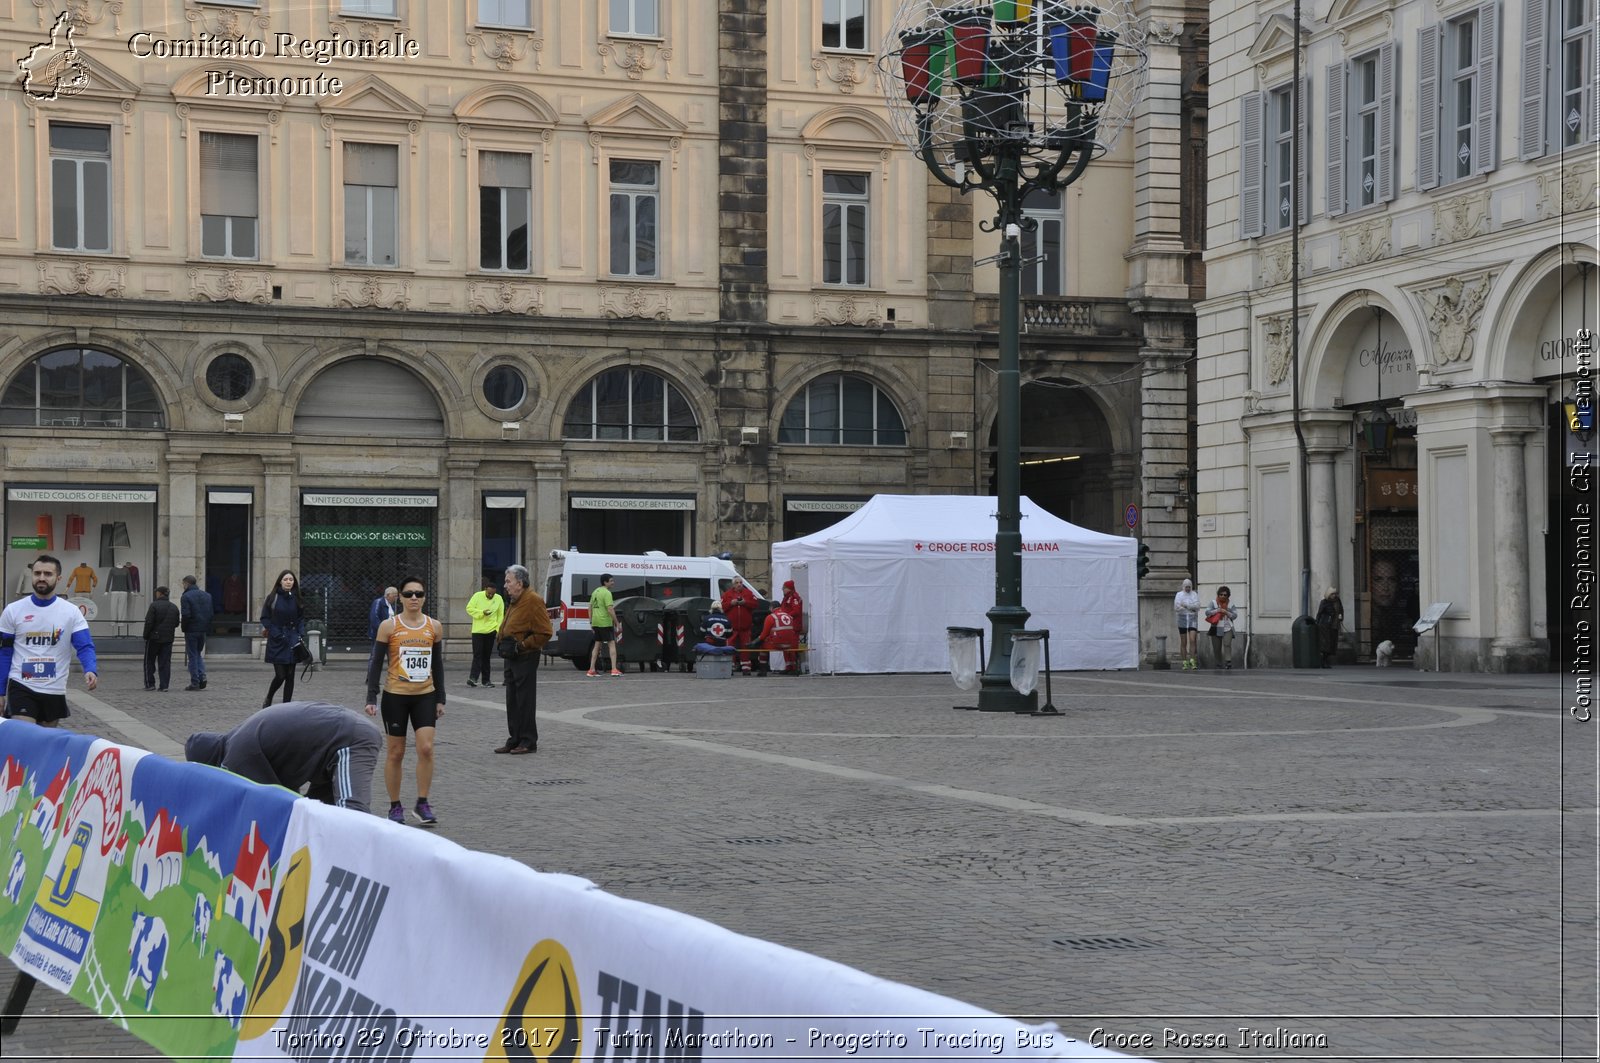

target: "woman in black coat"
[1315,586,1343,667]
[261,569,306,705]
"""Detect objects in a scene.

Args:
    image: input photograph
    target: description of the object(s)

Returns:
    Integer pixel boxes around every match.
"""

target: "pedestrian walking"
[1205,586,1238,670]
[1316,586,1344,668]
[586,573,621,677]
[465,578,504,687]
[1173,577,1201,670]
[260,569,306,706]
[367,586,398,640]
[185,701,381,814]
[0,555,98,726]
[494,564,552,755]
[141,586,180,691]
[179,575,212,690]
[364,575,445,827]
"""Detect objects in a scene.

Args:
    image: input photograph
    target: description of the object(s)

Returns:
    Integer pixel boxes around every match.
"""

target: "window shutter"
[1296,76,1311,224]
[200,133,259,218]
[1416,26,1441,190]
[1375,44,1396,203]
[1326,63,1347,216]
[1592,23,1600,143]
[1518,0,1546,159]
[1474,3,1500,172]
[1240,90,1264,239]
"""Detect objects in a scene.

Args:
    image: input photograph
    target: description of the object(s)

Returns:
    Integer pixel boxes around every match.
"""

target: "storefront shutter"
[292,359,444,437]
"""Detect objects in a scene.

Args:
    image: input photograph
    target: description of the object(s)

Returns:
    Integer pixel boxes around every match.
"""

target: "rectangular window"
[608,0,659,36]
[342,0,396,15]
[50,123,111,253]
[1020,187,1064,296]
[1561,0,1594,147]
[477,0,530,27]
[822,0,867,50]
[821,170,869,286]
[343,142,398,266]
[200,132,259,260]
[1353,56,1379,207]
[1446,17,1478,179]
[608,159,658,278]
[1268,86,1295,233]
[479,151,532,272]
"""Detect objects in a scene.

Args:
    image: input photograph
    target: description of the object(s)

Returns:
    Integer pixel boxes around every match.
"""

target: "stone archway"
[986,378,1117,532]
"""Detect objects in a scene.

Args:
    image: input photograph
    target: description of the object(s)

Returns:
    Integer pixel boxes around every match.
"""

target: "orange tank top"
[385,614,441,696]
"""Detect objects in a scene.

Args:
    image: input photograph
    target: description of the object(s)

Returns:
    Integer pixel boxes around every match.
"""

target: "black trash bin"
[614,596,666,671]
[1291,614,1320,669]
[669,597,715,671]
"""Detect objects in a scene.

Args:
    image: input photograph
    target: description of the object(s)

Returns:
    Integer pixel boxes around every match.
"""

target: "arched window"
[563,367,699,441]
[0,348,165,429]
[779,373,906,445]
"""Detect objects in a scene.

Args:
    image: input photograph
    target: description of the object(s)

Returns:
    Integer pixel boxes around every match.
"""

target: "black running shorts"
[379,690,439,736]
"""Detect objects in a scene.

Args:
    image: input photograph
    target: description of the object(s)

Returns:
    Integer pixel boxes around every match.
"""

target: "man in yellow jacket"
[465,578,505,688]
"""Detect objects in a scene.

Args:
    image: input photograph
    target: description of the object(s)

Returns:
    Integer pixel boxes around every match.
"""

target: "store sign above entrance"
[302,492,437,507]
[302,526,432,547]
[8,487,157,504]
[570,497,694,510]
[1368,469,1419,510]
[1341,310,1417,406]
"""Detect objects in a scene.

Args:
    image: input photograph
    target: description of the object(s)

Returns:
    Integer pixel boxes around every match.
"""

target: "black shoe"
[262,697,273,708]
[144,684,155,691]
[158,687,168,692]
[183,684,200,691]
[467,679,479,688]
[198,681,206,689]
[481,681,495,688]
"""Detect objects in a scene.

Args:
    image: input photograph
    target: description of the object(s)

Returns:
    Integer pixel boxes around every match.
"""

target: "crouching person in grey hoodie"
[185,701,381,813]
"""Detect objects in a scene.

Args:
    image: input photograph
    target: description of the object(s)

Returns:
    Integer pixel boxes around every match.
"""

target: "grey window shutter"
[1519,0,1547,159]
[1327,63,1347,216]
[1240,90,1264,239]
[1592,24,1600,142]
[1417,25,1441,190]
[1475,3,1500,172]
[1297,76,1311,224]
[1376,43,1397,203]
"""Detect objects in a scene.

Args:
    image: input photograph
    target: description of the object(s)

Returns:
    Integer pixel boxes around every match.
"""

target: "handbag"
[292,641,312,665]
[496,636,522,660]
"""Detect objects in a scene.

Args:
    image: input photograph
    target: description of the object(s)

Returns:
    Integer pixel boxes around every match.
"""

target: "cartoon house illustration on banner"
[224,822,273,945]
[0,757,25,817]
[132,808,184,898]
[29,762,71,837]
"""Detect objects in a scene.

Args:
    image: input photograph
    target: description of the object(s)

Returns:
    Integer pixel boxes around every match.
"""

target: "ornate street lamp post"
[879,1,1146,713]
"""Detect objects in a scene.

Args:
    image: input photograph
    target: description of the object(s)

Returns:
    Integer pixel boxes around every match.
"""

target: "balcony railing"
[974,295,1136,337]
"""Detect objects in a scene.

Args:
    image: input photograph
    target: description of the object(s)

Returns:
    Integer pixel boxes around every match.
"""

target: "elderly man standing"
[368,585,398,641]
[494,564,552,755]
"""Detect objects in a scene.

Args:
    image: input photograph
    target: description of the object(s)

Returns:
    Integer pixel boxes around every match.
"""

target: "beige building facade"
[1199,0,1597,670]
[1,0,1203,656]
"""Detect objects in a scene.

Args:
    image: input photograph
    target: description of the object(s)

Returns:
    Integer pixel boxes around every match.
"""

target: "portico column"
[1308,448,1340,606]
[262,457,296,573]
[443,457,478,644]
[1490,426,1539,670]
[166,456,200,584]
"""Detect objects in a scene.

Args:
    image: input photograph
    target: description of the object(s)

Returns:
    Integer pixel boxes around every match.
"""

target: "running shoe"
[467,679,479,688]
[387,803,405,824]
[586,669,598,677]
[413,799,437,828]
[609,669,623,677]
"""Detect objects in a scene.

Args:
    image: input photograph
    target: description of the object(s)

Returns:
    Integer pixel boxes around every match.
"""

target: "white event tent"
[771,494,1139,674]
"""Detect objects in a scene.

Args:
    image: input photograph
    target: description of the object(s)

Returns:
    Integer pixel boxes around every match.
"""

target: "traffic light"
[1137,540,1150,581]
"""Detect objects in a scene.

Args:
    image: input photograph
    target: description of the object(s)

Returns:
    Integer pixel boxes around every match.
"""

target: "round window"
[483,365,527,411]
[205,354,255,402]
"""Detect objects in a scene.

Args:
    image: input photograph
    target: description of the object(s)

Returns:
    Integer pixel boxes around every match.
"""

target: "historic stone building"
[0,0,1203,654]
[1198,0,1596,669]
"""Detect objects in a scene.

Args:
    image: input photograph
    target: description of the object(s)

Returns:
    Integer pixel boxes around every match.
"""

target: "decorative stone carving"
[333,274,409,311]
[811,55,866,93]
[37,259,125,298]
[813,294,882,327]
[597,39,671,80]
[1261,312,1293,386]
[184,3,267,39]
[600,286,671,320]
[1414,273,1491,365]
[329,16,406,42]
[188,268,271,305]
[1339,216,1392,267]
[465,29,542,71]
[1146,19,1179,44]
[36,0,122,32]
[1432,188,1490,243]
[1259,242,1303,287]
[1538,162,1598,220]
[468,280,545,315]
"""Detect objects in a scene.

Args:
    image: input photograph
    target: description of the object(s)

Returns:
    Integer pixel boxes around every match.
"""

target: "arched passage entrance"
[987,378,1116,532]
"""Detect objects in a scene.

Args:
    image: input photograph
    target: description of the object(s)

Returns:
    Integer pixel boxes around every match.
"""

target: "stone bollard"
[1153,634,1171,670]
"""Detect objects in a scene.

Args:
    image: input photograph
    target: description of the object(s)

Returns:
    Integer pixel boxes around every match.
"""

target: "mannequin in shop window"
[105,562,133,623]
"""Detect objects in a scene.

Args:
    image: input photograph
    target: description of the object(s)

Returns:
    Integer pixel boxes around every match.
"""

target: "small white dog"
[1374,640,1395,667]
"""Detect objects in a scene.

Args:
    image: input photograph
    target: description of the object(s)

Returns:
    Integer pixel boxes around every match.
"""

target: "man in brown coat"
[495,563,553,754]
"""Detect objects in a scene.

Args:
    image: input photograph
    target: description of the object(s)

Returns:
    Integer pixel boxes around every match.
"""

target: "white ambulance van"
[542,549,747,667]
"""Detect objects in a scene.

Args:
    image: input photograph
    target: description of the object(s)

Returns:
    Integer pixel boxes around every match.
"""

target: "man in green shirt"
[587,573,621,677]
[466,578,505,688]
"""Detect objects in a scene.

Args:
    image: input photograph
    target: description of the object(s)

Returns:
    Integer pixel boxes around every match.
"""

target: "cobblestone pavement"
[0,656,1593,1061]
